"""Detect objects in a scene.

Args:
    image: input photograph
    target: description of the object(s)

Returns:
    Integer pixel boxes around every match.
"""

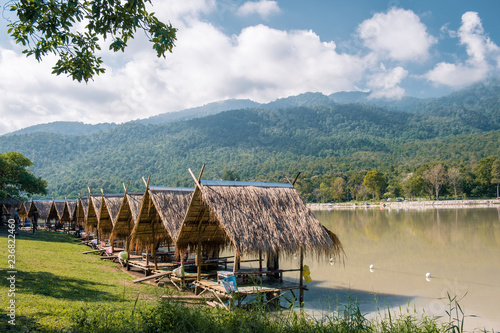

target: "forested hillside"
[1,81,499,202]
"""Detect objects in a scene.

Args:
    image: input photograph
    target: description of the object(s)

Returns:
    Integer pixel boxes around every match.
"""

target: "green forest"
[1,79,500,202]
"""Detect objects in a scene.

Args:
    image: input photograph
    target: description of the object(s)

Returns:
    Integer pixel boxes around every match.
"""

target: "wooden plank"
[82,249,105,254]
[133,271,172,283]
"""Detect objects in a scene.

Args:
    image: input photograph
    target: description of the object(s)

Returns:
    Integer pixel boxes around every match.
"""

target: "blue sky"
[1,0,500,135]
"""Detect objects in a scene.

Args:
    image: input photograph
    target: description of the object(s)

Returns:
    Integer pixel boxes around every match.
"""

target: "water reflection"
[294,208,500,328]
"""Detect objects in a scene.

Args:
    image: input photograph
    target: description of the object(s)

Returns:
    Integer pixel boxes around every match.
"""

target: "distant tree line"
[295,156,500,202]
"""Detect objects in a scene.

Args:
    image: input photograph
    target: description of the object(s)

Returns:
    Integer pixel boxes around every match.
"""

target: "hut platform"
[193,278,306,310]
[127,259,177,276]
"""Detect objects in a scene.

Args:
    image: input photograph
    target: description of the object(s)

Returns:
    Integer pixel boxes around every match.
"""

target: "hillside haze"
[1,78,499,199]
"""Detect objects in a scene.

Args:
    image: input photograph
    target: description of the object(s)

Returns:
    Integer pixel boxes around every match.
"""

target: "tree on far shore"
[363,169,386,200]
[492,159,500,198]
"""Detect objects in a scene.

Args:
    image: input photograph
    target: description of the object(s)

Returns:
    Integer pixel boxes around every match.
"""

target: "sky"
[1,0,500,135]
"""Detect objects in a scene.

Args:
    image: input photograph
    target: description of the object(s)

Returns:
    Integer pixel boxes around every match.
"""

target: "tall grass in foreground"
[69,298,474,333]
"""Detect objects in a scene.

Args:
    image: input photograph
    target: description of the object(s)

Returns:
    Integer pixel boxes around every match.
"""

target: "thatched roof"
[111,192,143,239]
[76,197,89,225]
[0,195,22,208]
[0,196,23,216]
[66,200,77,221]
[98,194,123,236]
[176,180,343,258]
[31,200,58,220]
[54,200,70,222]
[85,195,102,230]
[131,186,194,249]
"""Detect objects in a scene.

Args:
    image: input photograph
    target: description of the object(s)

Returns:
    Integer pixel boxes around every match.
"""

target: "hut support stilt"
[299,248,304,307]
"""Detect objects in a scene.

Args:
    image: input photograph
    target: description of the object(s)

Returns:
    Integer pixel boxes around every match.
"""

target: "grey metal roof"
[149,186,195,192]
[201,180,294,188]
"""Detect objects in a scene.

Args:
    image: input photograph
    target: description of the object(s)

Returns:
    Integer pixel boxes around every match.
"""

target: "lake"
[281,207,500,331]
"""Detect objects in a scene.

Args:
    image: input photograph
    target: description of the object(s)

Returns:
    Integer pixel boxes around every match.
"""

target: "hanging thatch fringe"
[176,181,344,259]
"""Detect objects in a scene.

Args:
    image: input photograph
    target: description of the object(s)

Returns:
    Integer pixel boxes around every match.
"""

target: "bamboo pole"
[299,248,304,306]
[233,250,240,274]
[259,250,262,272]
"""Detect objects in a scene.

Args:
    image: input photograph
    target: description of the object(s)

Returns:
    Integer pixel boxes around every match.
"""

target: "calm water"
[280,208,500,330]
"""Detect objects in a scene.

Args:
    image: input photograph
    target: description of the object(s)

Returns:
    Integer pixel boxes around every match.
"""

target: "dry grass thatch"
[53,200,70,222]
[176,180,344,259]
[32,200,58,221]
[77,197,89,225]
[131,187,193,250]
[66,200,77,221]
[111,192,143,239]
[98,194,123,237]
[85,195,102,231]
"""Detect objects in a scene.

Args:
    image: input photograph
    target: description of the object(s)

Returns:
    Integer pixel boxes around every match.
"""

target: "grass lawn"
[0,227,166,332]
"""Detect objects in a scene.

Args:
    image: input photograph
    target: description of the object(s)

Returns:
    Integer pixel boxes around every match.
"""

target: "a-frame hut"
[110,191,144,253]
[97,192,123,243]
[66,199,77,230]
[53,199,69,229]
[131,185,194,269]
[76,196,89,230]
[176,179,343,302]
[0,195,24,220]
[29,200,58,229]
[85,193,102,237]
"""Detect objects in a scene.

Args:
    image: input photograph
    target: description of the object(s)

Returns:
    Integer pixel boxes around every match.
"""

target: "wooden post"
[152,241,158,271]
[299,248,304,306]
[233,250,240,274]
[152,219,158,270]
[146,245,150,266]
[258,250,262,275]
[180,251,185,288]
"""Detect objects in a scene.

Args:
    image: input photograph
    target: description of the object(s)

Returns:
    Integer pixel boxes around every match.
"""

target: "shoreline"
[308,199,500,210]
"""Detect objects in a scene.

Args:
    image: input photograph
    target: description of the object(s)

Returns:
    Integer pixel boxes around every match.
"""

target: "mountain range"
[1,78,499,199]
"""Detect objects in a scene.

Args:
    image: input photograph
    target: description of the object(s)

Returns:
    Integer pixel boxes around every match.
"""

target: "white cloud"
[367,65,408,99]
[358,8,436,62]
[237,0,281,19]
[0,17,370,135]
[424,11,500,87]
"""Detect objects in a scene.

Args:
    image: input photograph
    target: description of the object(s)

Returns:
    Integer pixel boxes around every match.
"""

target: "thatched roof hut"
[76,197,89,227]
[131,186,194,250]
[176,180,343,258]
[53,199,70,223]
[85,194,102,231]
[110,192,143,241]
[98,193,123,238]
[0,195,24,218]
[29,200,58,221]
[66,199,77,223]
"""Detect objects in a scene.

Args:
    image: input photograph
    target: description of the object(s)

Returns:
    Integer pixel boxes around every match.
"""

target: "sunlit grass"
[0,229,163,332]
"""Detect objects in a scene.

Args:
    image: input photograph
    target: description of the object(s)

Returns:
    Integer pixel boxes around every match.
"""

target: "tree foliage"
[0,151,47,199]
[5,0,177,82]
[363,170,386,200]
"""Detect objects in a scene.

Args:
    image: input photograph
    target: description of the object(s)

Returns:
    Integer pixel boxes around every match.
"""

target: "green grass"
[0,228,163,332]
[0,228,487,332]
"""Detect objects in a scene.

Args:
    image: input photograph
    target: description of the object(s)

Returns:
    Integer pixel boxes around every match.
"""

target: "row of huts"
[5,170,344,306]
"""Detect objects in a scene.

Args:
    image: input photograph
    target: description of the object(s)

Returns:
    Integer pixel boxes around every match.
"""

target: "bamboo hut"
[0,195,24,221]
[97,193,124,242]
[66,199,77,230]
[110,192,144,253]
[130,186,194,270]
[53,199,69,229]
[27,200,59,229]
[85,194,102,237]
[176,179,343,304]
[76,196,89,230]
